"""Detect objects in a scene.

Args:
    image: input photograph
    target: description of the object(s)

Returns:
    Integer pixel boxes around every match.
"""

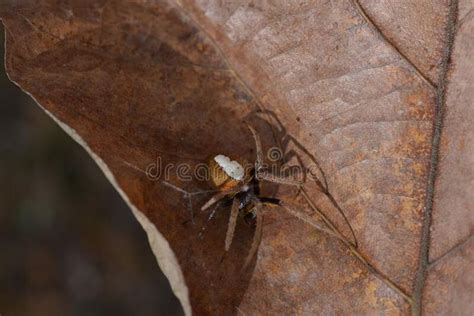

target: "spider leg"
[261,198,345,243]
[261,173,358,247]
[243,199,264,270]
[258,171,304,187]
[246,124,264,171]
[225,198,241,251]
[198,201,222,238]
[278,201,344,241]
[201,186,240,211]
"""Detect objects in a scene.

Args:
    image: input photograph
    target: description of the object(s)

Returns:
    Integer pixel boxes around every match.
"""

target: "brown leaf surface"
[1,0,472,315]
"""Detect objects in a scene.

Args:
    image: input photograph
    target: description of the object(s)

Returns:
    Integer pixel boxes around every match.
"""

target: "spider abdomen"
[208,154,246,189]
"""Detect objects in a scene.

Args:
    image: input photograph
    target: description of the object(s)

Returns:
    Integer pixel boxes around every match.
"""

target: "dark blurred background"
[0,25,182,316]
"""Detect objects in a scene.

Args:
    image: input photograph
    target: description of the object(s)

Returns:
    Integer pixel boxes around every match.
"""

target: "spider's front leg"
[260,172,358,247]
[277,201,342,241]
[261,198,348,245]
[257,171,304,188]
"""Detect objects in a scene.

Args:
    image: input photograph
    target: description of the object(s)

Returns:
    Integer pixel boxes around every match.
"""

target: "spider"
[200,124,344,268]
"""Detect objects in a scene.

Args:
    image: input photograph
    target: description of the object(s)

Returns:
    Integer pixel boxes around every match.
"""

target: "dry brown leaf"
[1,0,472,315]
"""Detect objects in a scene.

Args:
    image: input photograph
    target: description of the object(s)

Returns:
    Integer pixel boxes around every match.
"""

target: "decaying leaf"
[1,0,472,314]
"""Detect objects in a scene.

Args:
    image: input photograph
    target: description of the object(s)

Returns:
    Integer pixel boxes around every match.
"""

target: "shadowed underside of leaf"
[1,0,472,315]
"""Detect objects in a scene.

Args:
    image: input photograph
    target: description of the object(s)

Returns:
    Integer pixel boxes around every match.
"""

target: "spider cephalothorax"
[200,125,339,268]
